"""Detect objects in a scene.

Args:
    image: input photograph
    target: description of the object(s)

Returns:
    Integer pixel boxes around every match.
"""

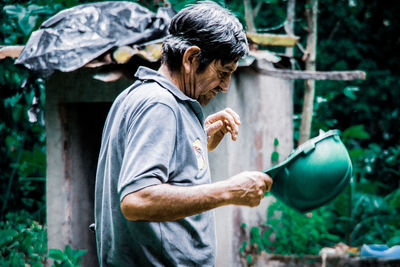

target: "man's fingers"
[223,118,238,140]
[262,174,273,191]
[205,109,240,141]
[222,109,239,140]
[221,111,238,131]
[252,172,273,192]
[206,109,239,129]
[206,120,224,136]
[224,108,241,125]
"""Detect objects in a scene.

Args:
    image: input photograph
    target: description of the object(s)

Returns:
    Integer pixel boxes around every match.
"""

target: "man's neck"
[158,64,184,94]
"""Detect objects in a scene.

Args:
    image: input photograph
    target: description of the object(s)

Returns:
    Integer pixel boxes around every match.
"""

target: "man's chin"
[198,95,212,106]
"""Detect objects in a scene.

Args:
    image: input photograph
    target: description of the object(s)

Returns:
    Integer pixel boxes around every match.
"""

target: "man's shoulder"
[125,80,180,111]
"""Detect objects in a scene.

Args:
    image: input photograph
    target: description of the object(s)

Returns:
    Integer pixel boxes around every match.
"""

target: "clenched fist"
[225,171,273,207]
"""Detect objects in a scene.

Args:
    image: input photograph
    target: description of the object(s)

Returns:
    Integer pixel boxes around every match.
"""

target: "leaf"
[48,249,65,261]
[388,231,400,246]
[246,254,252,265]
[342,125,370,140]
[3,5,25,16]
[349,148,367,161]
[0,229,18,247]
[71,249,86,261]
[27,4,54,15]
[344,86,359,100]
[64,245,73,258]
[18,14,39,35]
[271,151,279,162]
[274,138,279,146]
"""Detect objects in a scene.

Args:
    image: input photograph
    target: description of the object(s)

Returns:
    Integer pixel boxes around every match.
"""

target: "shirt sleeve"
[118,102,177,201]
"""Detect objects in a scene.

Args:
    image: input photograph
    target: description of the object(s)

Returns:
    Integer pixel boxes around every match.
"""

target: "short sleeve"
[118,102,177,201]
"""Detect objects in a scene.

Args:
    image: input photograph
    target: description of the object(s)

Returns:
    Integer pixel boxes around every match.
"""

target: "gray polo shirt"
[95,66,216,266]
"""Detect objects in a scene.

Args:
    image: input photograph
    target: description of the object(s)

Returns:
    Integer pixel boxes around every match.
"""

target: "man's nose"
[220,76,231,92]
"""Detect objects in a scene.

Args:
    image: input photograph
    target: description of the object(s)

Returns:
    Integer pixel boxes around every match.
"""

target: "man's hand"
[205,108,240,151]
[224,171,273,207]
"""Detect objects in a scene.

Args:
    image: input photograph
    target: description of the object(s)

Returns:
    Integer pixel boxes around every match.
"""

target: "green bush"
[0,211,87,266]
[0,211,47,266]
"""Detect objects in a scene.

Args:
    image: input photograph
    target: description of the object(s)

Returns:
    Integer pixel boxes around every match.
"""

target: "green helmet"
[265,130,352,212]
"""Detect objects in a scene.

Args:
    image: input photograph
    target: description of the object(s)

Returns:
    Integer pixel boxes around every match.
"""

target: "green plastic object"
[264,130,352,212]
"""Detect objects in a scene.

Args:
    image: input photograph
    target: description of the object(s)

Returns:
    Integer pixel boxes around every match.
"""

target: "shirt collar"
[134,66,193,102]
[134,66,205,124]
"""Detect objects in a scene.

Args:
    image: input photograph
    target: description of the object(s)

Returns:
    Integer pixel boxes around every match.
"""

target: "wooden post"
[285,0,296,58]
[299,0,318,145]
[243,0,256,33]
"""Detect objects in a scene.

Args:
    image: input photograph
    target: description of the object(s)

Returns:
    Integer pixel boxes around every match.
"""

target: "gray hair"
[162,1,248,73]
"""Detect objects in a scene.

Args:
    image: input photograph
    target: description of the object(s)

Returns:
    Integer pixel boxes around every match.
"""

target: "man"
[95,1,272,266]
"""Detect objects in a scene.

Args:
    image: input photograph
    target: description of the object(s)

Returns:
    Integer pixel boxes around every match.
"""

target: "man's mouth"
[216,86,223,93]
[210,87,222,97]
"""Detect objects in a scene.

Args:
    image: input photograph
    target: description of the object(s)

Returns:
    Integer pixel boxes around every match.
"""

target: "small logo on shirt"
[192,139,206,171]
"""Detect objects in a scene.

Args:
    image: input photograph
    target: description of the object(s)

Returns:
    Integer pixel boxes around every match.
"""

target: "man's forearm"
[120,171,271,222]
[120,181,232,222]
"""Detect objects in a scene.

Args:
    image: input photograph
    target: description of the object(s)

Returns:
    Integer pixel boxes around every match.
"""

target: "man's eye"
[219,72,229,79]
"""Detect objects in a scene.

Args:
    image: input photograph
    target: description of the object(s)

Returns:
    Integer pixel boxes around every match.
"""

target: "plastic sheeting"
[16,1,175,77]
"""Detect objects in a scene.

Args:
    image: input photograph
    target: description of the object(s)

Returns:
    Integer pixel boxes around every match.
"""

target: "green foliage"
[244,0,400,252]
[271,138,280,163]
[309,0,400,195]
[267,202,340,255]
[241,187,400,259]
[0,211,86,266]
[290,0,400,255]
[273,138,279,146]
[0,0,60,223]
[0,211,47,266]
[48,245,87,267]
[240,199,340,257]
[329,181,400,248]
[0,70,46,221]
[270,151,279,163]
[0,0,77,45]
[3,4,55,36]
[0,0,101,225]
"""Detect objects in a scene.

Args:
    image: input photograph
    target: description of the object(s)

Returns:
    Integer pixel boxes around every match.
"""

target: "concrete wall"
[46,66,293,266]
[46,69,131,266]
[203,67,294,266]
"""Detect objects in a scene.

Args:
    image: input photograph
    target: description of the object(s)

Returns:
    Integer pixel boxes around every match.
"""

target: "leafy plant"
[3,4,55,36]
[0,211,47,266]
[48,245,86,267]
[330,182,400,247]
[0,71,46,222]
[240,198,341,262]
[0,211,87,267]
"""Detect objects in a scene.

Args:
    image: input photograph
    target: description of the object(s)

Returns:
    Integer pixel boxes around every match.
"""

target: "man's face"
[195,59,238,106]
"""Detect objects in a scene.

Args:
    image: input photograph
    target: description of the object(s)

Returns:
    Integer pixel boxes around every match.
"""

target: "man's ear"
[182,46,201,74]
